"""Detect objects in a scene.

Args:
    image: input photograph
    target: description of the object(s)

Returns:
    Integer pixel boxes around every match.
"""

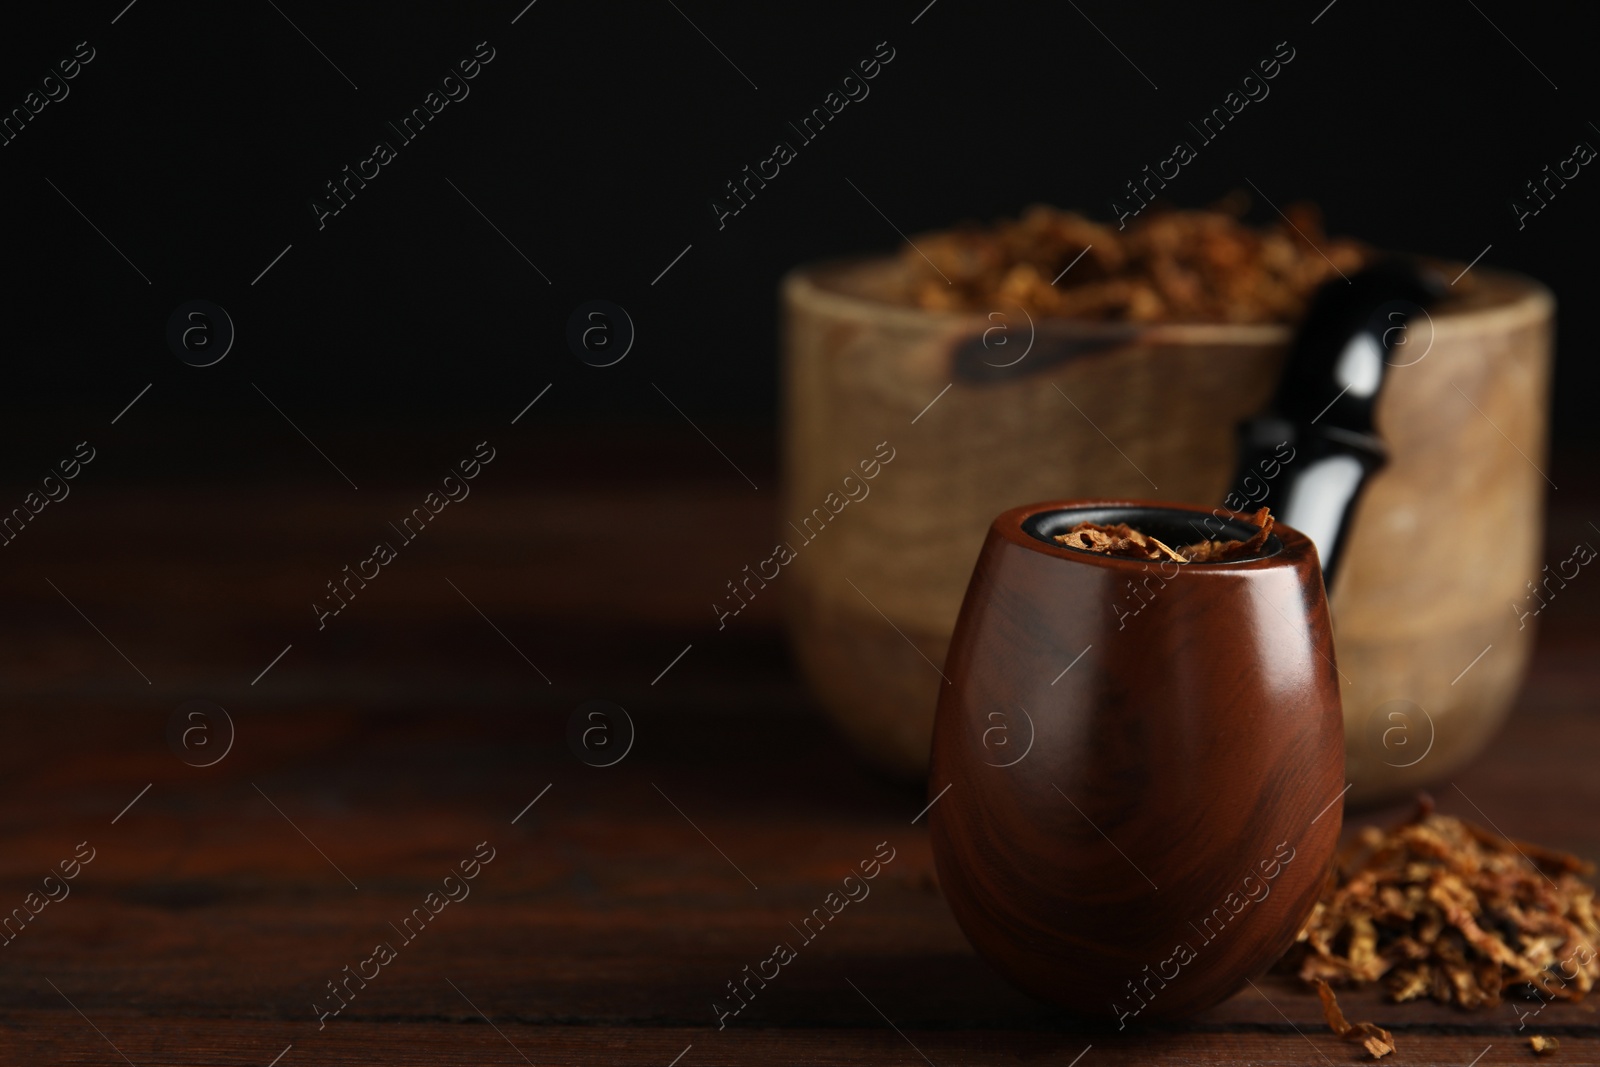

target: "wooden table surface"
[1,428,1596,1065]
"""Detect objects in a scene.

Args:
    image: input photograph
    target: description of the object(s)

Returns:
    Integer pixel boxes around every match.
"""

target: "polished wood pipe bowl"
[928,500,1345,1022]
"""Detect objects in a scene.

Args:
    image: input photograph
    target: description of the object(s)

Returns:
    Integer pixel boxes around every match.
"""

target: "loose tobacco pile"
[895,197,1370,323]
[1053,507,1274,563]
[1283,796,1599,1058]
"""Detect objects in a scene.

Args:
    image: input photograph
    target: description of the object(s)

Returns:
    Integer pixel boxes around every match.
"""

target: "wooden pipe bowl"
[927,501,1345,1021]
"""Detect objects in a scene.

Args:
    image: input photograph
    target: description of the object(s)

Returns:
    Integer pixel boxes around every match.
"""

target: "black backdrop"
[2,0,1594,468]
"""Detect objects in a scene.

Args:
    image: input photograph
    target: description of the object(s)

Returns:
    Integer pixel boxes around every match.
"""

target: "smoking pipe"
[1227,259,1444,584]
[927,262,1441,1022]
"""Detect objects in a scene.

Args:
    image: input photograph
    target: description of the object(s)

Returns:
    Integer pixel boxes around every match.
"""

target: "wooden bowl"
[927,500,1344,1021]
[781,256,1552,803]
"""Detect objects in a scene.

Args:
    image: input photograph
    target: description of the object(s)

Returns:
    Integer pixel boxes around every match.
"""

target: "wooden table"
[2,429,1596,1064]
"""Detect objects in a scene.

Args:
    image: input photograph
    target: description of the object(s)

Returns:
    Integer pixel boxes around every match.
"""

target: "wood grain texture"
[0,461,1595,1064]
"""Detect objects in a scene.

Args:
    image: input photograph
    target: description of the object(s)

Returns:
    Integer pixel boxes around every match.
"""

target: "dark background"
[0,0,1594,487]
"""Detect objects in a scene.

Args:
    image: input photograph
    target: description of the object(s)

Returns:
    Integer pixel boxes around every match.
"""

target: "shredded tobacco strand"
[1282,795,1600,1016]
[1179,507,1274,562]
[1054,508,1273,563]
[1313,978,1397,1060]
[1053,521,1183,561]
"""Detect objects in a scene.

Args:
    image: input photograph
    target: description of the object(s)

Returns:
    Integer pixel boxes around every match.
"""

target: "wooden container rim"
[783,255,1554,344]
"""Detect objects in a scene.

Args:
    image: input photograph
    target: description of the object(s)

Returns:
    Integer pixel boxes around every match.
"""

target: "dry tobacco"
[1054,508,1274,563]
[1313,978,1396,1060]
[1284,796,1599,1016]
[894,197,1370,323]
